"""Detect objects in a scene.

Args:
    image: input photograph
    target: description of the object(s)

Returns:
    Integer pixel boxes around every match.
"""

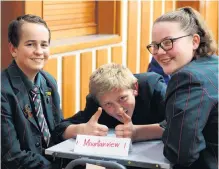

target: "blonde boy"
[58,63,166,142]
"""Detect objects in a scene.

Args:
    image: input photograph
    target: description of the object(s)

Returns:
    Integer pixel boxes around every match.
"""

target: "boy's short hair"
[89,63,137,100]
[8,14,51,47]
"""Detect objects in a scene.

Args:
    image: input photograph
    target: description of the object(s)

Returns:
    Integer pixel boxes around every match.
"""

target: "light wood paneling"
[43,58,57,80]
[111,46,123,64]
[140,1,151,72]
[50,36,121,55]
[116,1,121,35]
[176,1,199,11]
[80,52,93,110]
[62,55,76,118]
[97,1,116,34]
[25,1,42,16]
[127,1,138,73]
[44,13,95,21]
[153,1,162,22]
[1,1,25,70]
[96,49,108,68]
[165,0,174,13]
[50,23,96,31]
[205,1,218,44]
[43,1,96,40]
[43,2,94,10]
[51,27,97,40]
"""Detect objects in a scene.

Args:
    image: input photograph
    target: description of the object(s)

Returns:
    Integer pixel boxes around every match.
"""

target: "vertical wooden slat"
[111,46,123,64]
[153,1,162,21]
[127,1,138,73]
[62,55,76,118]
[25,1,42,17]
[43,58,57,80]
[199,1,206,20]
[176,1,199,11]
[80,52,93,110]
[140,1,151,72]
[165,0,174,13]
[205,1,218,45]
[96,49,108,68]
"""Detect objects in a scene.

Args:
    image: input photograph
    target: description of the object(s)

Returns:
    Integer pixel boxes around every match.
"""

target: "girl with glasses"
[147,6,218,169]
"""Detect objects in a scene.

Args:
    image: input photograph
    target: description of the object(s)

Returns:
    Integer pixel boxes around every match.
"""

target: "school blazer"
[163,56,218,169]
[1,61,64,169]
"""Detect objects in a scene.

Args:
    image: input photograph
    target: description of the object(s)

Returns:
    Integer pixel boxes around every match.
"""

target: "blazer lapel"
[7,63,40,131]
[39,73,55,130]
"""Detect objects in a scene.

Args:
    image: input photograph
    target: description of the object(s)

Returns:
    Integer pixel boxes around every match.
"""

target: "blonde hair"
[89,63,137,100]
[154,6,217,58]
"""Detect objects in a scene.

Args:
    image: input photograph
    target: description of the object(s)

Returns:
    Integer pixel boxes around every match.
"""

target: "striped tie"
[30,86,51,147]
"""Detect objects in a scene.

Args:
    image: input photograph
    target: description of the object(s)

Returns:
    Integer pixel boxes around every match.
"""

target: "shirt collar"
[13,61,41,92]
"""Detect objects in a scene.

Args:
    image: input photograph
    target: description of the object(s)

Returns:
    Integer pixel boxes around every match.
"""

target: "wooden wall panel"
[62,55,76,118]
[111,46,123,64]
[80,52,93,110]
[1,1,25,70]
[205,1,218,45]
[176,1,199,11]
[97,1,116,34]
[165,1,174,13]
[51,27,97,40]
[140,1,151,73]
[127,1,138,73]
[43,58,57,80]
[96,49,108,68]
[153,1,162,22]
[25,1,42,16]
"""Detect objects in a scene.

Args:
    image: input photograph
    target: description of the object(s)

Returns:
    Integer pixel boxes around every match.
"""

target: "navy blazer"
[1,61,64,169]
[162,56,218,169]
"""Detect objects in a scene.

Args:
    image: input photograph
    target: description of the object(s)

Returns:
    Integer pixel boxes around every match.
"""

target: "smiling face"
[9,22,50,80]
[152,21,196,75]
[98,87,138,123]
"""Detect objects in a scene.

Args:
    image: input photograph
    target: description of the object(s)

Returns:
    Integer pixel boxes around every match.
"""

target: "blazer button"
[35,142,40,147]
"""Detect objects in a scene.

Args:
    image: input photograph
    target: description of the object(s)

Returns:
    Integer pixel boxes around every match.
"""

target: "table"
[45,138,172,169]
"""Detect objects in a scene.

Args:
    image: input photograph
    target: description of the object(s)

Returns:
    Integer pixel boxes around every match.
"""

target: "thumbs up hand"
[82,107,109,136]
[115,108,136,140]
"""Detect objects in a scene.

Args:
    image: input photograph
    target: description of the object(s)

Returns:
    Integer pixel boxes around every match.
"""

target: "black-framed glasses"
[146,34,191,55]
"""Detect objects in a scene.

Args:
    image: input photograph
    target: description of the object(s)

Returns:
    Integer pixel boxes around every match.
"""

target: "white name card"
[74,135,132,157]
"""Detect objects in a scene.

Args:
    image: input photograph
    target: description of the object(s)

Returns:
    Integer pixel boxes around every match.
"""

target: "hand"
[81,107,109,136]
[115,108,136,140]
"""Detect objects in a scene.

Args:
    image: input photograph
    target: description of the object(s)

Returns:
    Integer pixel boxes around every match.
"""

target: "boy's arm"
[133,124,164,142]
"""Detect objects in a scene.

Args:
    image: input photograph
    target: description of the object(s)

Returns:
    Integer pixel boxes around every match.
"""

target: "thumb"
[90,107,102,123]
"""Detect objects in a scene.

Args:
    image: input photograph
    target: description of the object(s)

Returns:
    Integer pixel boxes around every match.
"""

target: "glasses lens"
[147,44,158,55]
[161,39,172,51]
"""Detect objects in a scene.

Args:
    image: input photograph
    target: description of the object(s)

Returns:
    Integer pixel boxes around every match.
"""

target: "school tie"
[30,86,51,147]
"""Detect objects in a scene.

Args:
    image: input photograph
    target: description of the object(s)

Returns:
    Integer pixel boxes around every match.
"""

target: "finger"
[94,130,108,136]
[120,111,131,124]
[98,124,109,132]
[115,124,123,131]
[99,130,108,136]
[115,130,124,138]
[90,107,102,123]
